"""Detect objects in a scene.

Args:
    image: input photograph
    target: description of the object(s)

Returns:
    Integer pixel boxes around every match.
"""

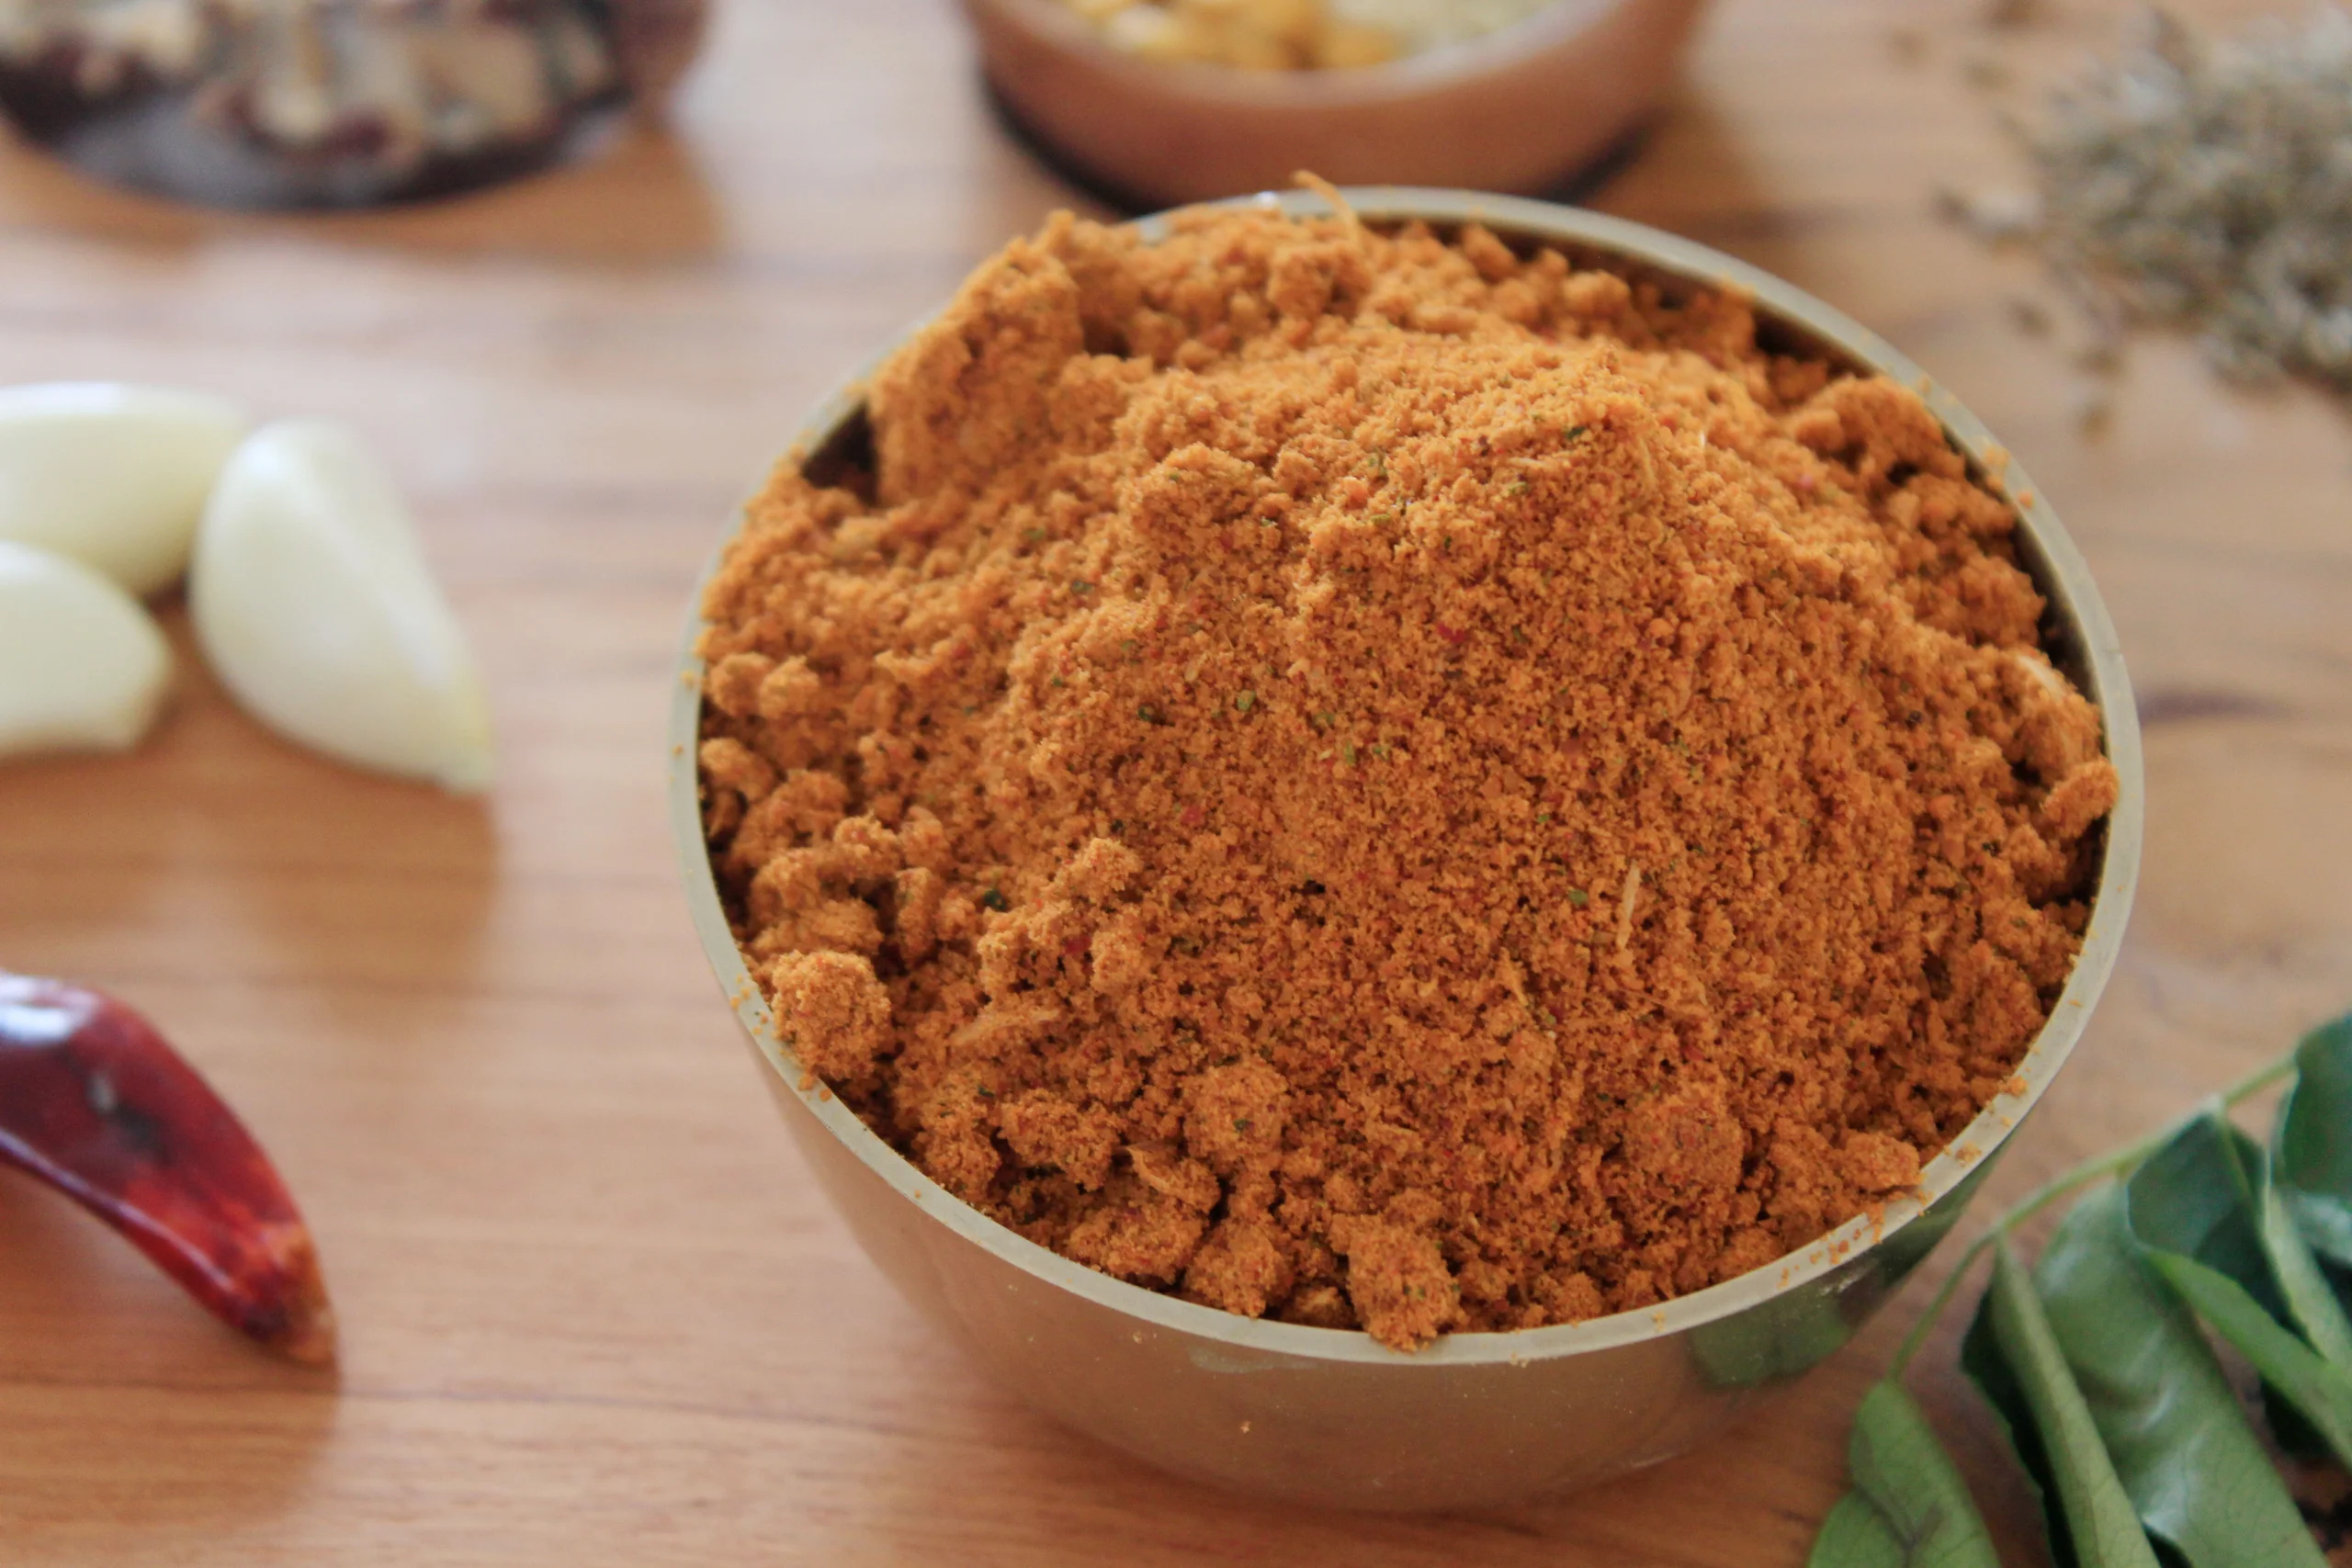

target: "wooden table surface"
[3,1,2346,1562]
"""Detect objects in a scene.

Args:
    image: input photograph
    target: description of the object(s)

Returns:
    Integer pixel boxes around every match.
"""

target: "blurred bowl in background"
[0,0,707,209]
[959,0,1711,209]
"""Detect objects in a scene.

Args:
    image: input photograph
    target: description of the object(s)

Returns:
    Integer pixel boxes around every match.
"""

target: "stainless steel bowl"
[669,188,2143,1512]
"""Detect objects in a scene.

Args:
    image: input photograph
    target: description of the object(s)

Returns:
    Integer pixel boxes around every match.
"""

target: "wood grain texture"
[2,0,2347,1562]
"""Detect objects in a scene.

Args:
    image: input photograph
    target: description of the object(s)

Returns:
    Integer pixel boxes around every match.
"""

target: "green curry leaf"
[2263,1175,2352,1368]
[2275,1014,2352,1269]
[1810,1494,1917,1566]
[1806,1025,2352,1568]
[2124,1113,2285,1316]
[2035,1185,2327,1568]
[1811,1494,1903,1563]
[1962,1237,2158,1567]
[1807,1382,1999,1568]
[2126,1109,2352,1468]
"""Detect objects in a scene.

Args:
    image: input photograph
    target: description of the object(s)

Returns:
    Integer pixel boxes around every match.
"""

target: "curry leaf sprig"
[1811,1015,2352,1568]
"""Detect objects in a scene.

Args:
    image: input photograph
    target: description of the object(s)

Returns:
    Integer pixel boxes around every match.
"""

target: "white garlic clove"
[0,383,250,597]
[0,541,174,761]
[190,421,494,794]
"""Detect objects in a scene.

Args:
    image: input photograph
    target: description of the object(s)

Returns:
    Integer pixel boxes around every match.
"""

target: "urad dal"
[695,204,2117,1350]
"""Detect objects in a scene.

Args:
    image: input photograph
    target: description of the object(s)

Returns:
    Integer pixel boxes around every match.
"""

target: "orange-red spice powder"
[695,206,2117,1350]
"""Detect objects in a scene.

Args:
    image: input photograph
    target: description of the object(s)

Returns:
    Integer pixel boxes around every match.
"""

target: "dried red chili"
[0,970,335,1362]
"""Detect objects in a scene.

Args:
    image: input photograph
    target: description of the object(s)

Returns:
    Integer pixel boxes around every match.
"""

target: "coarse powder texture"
[695,206,2119,1351]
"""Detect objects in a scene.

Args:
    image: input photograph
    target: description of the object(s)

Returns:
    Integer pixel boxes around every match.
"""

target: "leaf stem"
[1888,1047,2299,1374]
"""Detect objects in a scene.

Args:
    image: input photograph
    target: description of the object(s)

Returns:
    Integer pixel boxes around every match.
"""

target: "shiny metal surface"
[669,189,2143,1512]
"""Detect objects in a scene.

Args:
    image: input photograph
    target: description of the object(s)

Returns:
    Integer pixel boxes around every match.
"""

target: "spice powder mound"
[695,206,2118,1351]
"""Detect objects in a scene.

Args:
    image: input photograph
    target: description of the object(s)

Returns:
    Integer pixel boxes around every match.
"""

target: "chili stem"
[1888,1046,2300,1374]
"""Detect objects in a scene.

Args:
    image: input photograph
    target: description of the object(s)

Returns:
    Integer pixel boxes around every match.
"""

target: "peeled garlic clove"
[0,383,249,597]
[0,541,174,760]
[190,421,493,794]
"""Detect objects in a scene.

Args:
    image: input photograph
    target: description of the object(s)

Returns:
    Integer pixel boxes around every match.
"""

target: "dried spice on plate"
[695,204,2118,1350]
[0,0,707,207]
[1942,6,2352,396]
[2028,6,2352,391]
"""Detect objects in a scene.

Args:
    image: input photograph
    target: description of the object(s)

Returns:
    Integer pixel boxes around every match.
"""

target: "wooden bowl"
[959,0,1713,207]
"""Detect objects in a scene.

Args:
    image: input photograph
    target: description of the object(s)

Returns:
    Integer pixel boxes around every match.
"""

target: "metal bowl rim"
[667,185,2143,1370]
